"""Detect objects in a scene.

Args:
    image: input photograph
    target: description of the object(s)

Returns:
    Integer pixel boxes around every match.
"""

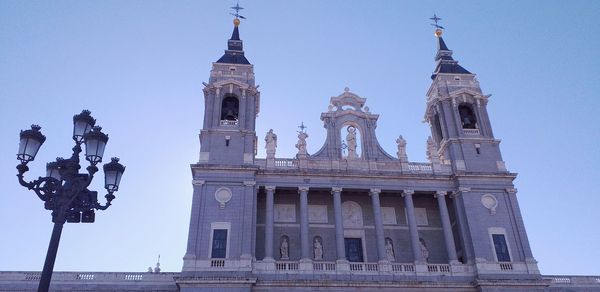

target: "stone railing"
[543,275,600,286]
[462,128,480,135]
[255,158,451,175]
[253,261,469,276]
[0,271,178,283]
[274,158,297,168]
[219,120,238,126]
[391,263,415,272]
[407,162,433,172]
[274,261,299,271]
[313,261,336,271]
[427,264,451,273]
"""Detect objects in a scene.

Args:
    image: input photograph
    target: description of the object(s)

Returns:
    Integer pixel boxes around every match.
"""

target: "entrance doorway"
[344,238,364,262]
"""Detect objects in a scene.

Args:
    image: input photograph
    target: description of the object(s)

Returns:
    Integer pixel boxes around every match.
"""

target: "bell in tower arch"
[221,96,239,121]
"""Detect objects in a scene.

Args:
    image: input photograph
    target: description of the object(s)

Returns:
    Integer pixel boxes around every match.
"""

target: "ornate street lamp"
[16,110,125,292]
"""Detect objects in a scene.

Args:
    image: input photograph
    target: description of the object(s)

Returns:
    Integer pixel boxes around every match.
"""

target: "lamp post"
[16,110,125,292]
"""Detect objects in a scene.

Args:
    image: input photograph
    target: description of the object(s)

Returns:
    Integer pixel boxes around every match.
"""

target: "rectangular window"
[492,234,511,262]
[211,229,228,258]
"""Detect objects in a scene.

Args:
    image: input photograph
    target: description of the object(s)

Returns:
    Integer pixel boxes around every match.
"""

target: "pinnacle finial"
[230,3,246,26]
[430,13,444,37]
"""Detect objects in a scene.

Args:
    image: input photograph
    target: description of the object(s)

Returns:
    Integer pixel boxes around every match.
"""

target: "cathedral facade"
[2,16,600,292]
[177,18,542,292]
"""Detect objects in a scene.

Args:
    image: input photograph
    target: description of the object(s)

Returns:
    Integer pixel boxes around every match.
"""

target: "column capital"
[192,179,205,185]
[505,188,517,194]
[298,186,310,193]
[243,180,256,187]
[434,191,447,198]
[331,187,343,193]
[369,188,381,195]
[402,189,415,197]
[458,187,471,193]
[265,185,276,192]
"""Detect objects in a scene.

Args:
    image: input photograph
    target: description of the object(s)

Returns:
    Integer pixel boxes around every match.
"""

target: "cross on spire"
[230,3,246,19]
[298,122,307,133]
[430,13,444,30]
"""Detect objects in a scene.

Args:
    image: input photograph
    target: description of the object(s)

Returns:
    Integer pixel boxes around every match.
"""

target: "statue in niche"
[280,237,289,260]
[419,238,430,262]
[265,129,277,157]
[396,135,407,160]
[346,126,358,159]
[313,237,323,260]
[295,131,309,156]
[385,238,395,261]
[426,136,440,162]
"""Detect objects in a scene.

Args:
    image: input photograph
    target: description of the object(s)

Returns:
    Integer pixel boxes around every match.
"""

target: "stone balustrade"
[543,275,600,286]
[462,128,480,135]
[254,158,450,174]
[219,119,238,126]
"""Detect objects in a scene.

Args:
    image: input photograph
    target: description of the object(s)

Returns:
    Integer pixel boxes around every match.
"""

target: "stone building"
[2,15,599,292]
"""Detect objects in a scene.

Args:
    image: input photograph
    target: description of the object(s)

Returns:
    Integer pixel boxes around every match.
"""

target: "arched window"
[221,96,239,121]
[458,104,477,129]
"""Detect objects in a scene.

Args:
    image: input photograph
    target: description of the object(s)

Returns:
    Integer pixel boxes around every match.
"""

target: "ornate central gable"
[311,88,395,161]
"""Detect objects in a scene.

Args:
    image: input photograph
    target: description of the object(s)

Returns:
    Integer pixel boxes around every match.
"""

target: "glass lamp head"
[103,157,125,192]
[83,126,108,165]
[73,110,96,143]
[17,125,46,164]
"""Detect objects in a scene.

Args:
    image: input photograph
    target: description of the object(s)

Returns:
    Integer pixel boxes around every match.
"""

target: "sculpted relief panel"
[381,207,397,225]
[308,205,328,223]
[275,204,296,223]
[342,201,363,228]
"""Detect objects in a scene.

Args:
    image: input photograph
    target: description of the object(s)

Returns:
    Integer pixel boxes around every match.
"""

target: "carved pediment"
[329,87,367,111]
[448,88,483,99]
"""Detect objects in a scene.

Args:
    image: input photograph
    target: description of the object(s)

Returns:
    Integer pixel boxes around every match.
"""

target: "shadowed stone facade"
[2,18,599,292]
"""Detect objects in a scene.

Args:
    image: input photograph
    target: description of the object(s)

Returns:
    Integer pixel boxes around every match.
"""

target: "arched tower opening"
[221,95,239,121]
[458,104,477,129]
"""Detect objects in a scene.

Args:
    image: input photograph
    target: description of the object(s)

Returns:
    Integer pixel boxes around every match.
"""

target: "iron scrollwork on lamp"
[16,110,125,292]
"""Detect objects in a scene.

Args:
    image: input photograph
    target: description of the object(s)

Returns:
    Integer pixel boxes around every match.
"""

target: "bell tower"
[425,26,506,173]
[198,16,260,166]
[181,12,259,284]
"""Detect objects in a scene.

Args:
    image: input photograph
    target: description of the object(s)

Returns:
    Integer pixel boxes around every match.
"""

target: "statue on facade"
[265,129,277,158]
[426,136,440,162]
[280,237,289,260]
[313,237,323,260]
[295,131,309,156]
[385,238,395,261]
[346,126,358,159]
[419,238,430,262]
[396,135,407,161]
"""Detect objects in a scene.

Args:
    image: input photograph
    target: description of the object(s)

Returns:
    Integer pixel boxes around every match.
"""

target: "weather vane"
[430,13,444,30]
[298,122,307,133]
[230,3,246,19]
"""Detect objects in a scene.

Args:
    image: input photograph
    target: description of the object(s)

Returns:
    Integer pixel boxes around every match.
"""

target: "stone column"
[370,189,387,262]
[332,187,346,261]
[435,191,459,264]
[403,190,424,263]
[264,186,276,261]
[451,187,474,264]
[299,186,310,260]
[241,181,256,262]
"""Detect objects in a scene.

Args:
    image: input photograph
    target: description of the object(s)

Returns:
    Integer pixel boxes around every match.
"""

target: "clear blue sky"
[1,1,598,275]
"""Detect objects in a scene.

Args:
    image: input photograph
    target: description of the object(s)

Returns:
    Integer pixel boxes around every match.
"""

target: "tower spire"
[429,15,471,79]
[216,4,250,64]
